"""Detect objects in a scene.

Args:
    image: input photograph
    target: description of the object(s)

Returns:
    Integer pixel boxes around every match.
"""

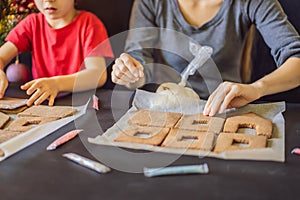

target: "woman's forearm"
[251,57,300,98]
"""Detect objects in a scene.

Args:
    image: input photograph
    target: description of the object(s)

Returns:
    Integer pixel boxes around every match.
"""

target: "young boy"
[0,0,114,106]
[111,0,300,116]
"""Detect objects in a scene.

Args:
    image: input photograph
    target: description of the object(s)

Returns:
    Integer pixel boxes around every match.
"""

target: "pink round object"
[6,63,31,83]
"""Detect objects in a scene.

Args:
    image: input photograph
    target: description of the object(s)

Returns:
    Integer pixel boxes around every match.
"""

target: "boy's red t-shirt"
[6,11,114,79]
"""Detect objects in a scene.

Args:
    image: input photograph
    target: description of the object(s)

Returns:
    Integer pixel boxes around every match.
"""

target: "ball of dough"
[156,82,200,99]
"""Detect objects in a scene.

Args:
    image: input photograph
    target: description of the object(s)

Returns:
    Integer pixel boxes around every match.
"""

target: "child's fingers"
[26,89,43,106]
[0,70,8,98]
[48,94,56,106]
[0,87,5,98]
[20,80,35,90]
[25,81,43,95]
[34,92,50,105]
[0,80,8,98]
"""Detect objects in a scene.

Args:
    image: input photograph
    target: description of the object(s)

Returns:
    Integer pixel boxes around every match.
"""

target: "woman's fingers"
[112,53,144,85]
[203,82,232,116]
[204,82,260,116]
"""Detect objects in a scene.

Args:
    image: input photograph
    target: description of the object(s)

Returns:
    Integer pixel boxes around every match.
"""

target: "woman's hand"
[111,53,144,88]
[0,69,8,98]
[203,81,262,116]
[21,77,60,106]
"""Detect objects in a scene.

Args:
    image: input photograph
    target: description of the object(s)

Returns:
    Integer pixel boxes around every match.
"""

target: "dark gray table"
[1,83,300,200]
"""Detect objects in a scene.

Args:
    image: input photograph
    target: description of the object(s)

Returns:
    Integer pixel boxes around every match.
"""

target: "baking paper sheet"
[0,103,88,162]
[89,89,285,162]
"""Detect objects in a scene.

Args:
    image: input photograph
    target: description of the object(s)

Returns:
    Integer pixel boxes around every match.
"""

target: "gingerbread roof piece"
[5,116,59,132]
[17,105,77,119]
[223,112,273,138]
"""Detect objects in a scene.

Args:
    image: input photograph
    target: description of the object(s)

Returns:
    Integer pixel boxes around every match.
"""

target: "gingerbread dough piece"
[17,105,77,119]
[223,112,273,138]
[162,128,215,150]
[5,117,59,132]
[0,149,4,157]
[0,97,28,110]
[128,109,182,128]
[0,112,10,129]
[0,105,28,114]
[0,130,23,143]
[114,125,170,146]
[175,113,225,133]
[213,133,267,153]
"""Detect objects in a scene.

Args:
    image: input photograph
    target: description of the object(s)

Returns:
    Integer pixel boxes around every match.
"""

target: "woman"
[111,0,300,116]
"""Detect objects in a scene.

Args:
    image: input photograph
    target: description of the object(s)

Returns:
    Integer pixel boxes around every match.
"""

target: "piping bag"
[156,41,213,99]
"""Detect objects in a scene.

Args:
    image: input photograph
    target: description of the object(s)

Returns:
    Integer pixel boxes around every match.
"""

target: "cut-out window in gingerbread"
[134,132,151,139]
[192,119,209,127]
[180,135,199,142]
[232,138,250,148]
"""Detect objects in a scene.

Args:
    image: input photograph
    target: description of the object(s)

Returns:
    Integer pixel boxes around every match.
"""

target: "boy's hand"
[0,69,8,98]
[21,77,60,106]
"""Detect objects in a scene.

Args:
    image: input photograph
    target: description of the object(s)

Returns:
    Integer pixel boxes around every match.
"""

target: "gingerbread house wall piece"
[162,128,215,151]
[128,109,182,128]
[213,133,267,153]
[175,113,225,133]
[114,125,170,146]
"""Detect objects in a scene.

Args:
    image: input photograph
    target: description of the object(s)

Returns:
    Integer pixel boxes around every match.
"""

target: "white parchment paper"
[0,103,88,162]
[89,89,285,162]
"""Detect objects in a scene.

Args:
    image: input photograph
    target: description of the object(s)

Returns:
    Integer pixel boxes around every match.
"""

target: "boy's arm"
[0,42,18,97]
[53,56,107,92]
[22,56,107,106]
